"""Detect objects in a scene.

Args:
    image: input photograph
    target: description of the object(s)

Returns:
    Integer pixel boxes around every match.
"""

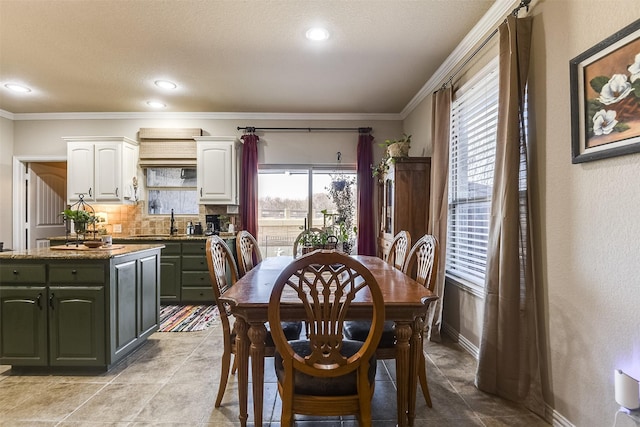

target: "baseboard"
[442,322,574,427]
[442,321,480,360]
[546,403,575,427]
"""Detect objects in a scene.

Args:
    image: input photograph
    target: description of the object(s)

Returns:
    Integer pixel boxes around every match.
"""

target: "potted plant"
[371,159,390,183]
[325,176,357,254]
[382,133,411,159]
[60,208,98,234]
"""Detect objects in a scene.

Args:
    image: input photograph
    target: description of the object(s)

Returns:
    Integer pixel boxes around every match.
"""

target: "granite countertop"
[48,233,236,242]
[0,244,165,260]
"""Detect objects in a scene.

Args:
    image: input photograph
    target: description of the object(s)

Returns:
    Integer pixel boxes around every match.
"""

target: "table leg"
[248,323,267,427]
[407,317,424,427]
[235,318,249,427]
[395,321,412,427]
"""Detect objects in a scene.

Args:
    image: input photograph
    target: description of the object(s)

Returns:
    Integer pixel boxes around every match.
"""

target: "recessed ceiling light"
[154,80,177,89]
[306,27,329,41]
[147,101,166,108]
[4,83,32,93]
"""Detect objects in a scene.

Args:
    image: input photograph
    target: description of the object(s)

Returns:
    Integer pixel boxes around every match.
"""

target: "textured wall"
[530,1,640,425]
[0,117,14,249]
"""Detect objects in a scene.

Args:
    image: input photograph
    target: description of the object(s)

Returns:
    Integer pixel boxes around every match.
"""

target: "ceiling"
[0,0,498,117]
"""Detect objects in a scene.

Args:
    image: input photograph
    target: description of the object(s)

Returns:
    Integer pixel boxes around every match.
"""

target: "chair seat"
[274,339,377,396]
[232,321,303,346]
[343,320,396,348]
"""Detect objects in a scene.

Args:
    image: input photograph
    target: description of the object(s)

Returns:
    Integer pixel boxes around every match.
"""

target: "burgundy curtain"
[356,132,376,255]
[240,133,259,238]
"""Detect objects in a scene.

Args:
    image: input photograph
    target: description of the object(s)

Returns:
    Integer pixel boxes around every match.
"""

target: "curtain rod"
[439,0,531,91]
[237,126,372,133]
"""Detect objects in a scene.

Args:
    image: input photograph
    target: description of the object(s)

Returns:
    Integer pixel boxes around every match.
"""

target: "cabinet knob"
[12,270,18,275]
[71,270,77,274]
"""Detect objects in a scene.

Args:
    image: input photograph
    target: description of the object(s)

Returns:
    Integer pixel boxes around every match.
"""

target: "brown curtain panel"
[356,132,376,256]
[426,86,452,343]
[475,16,544,415]
[240,133,259,238]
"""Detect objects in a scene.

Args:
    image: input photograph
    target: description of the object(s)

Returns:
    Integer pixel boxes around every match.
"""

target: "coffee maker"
[205,214,220,235]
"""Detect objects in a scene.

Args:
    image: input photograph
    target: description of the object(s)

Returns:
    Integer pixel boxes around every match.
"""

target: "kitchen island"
[51,234,237,303]
[0,244,163,371]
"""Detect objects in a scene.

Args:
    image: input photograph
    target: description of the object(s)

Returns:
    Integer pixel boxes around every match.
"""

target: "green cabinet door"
[139,253,159,338]
[0,287,48,366]
[113,259,138,359]
[48,287,105,366]
[160,255,181,302]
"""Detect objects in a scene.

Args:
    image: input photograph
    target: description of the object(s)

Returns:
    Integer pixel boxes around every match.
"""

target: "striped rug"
[159,305,219,332]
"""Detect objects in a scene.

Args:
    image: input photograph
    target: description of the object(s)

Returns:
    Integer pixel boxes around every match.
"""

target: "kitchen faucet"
[170,209,177,236]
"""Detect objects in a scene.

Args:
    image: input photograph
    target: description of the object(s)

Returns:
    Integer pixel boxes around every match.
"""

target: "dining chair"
[205,235,302,408]
[268,250,385,427]
[236,230,263,277]
[403,234,438,291]
[387,230,411,270]
[343,234,438,408]
[292,228,323,258]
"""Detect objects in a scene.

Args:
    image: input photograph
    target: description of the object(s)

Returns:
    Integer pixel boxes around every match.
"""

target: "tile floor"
[0,323,550,426]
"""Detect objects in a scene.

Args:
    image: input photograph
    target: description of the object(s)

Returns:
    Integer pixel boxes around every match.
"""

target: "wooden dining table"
[219,254,438,427]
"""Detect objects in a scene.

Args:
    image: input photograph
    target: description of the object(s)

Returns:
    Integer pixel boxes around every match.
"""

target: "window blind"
[446,61,499,287]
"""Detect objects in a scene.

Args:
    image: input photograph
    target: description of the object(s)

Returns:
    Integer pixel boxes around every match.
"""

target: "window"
[446,59,499,288]
[257,166,357,257]
[146,167,199,215]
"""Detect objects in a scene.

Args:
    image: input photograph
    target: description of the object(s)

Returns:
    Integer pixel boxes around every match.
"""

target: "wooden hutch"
[378,157,432,260]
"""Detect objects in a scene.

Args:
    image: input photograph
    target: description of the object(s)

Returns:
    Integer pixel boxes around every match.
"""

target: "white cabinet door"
[94,142,122,201]
[196,138,237,204]
[64,137,139,204]
[67,143,95,202]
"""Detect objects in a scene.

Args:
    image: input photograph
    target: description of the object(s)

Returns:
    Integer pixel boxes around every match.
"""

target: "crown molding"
[0,109,14,120]
[5,110,402,122]
[400,0,520,119]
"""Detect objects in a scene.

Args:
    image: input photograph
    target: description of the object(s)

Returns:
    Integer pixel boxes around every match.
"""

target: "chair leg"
[231,353,237,375]
[215,349,232,407]
[419,352,432,408]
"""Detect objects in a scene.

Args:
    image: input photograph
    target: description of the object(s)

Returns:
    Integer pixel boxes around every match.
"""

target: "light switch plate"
[113,224,122,233]
[227,205,239,214]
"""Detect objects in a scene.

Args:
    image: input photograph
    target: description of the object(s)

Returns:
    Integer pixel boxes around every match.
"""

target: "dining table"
[218,254,438,427]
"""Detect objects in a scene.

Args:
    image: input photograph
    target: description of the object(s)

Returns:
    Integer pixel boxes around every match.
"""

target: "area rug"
[159,305,218,332]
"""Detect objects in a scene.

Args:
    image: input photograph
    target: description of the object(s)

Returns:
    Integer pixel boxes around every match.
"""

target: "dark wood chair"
[205,235,302,408]
[236,230,263,277]
[344,234,438,408]
[403,234,438,291]
[268,250,385,426]
[387,230,411,270]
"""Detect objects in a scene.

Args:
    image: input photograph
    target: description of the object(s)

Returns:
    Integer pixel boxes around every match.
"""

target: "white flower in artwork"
[628,53,640,82]
[592,109,618,135]
[598,74,633,104]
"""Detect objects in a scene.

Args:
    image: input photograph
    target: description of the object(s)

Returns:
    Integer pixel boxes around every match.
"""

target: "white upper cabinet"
[65,137,140,204]
[195,137,238,205]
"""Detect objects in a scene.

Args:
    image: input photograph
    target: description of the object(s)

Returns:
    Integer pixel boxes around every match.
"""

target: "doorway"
[12,156,67,250]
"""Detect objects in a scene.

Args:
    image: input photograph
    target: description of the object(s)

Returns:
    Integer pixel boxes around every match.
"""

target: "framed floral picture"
[570,18,640,163]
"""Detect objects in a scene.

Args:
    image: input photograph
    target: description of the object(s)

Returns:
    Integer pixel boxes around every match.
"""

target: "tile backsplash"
[92,203,238,236]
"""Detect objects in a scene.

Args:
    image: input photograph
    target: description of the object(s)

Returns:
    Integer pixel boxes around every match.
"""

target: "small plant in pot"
[60,209,98,234]
[382,133,411,160]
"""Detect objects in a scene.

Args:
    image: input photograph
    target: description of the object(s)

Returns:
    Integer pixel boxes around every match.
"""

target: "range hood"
[138,127,202,167]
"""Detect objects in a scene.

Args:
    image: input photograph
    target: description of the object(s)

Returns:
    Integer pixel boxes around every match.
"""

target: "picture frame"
[570,18,640,164]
